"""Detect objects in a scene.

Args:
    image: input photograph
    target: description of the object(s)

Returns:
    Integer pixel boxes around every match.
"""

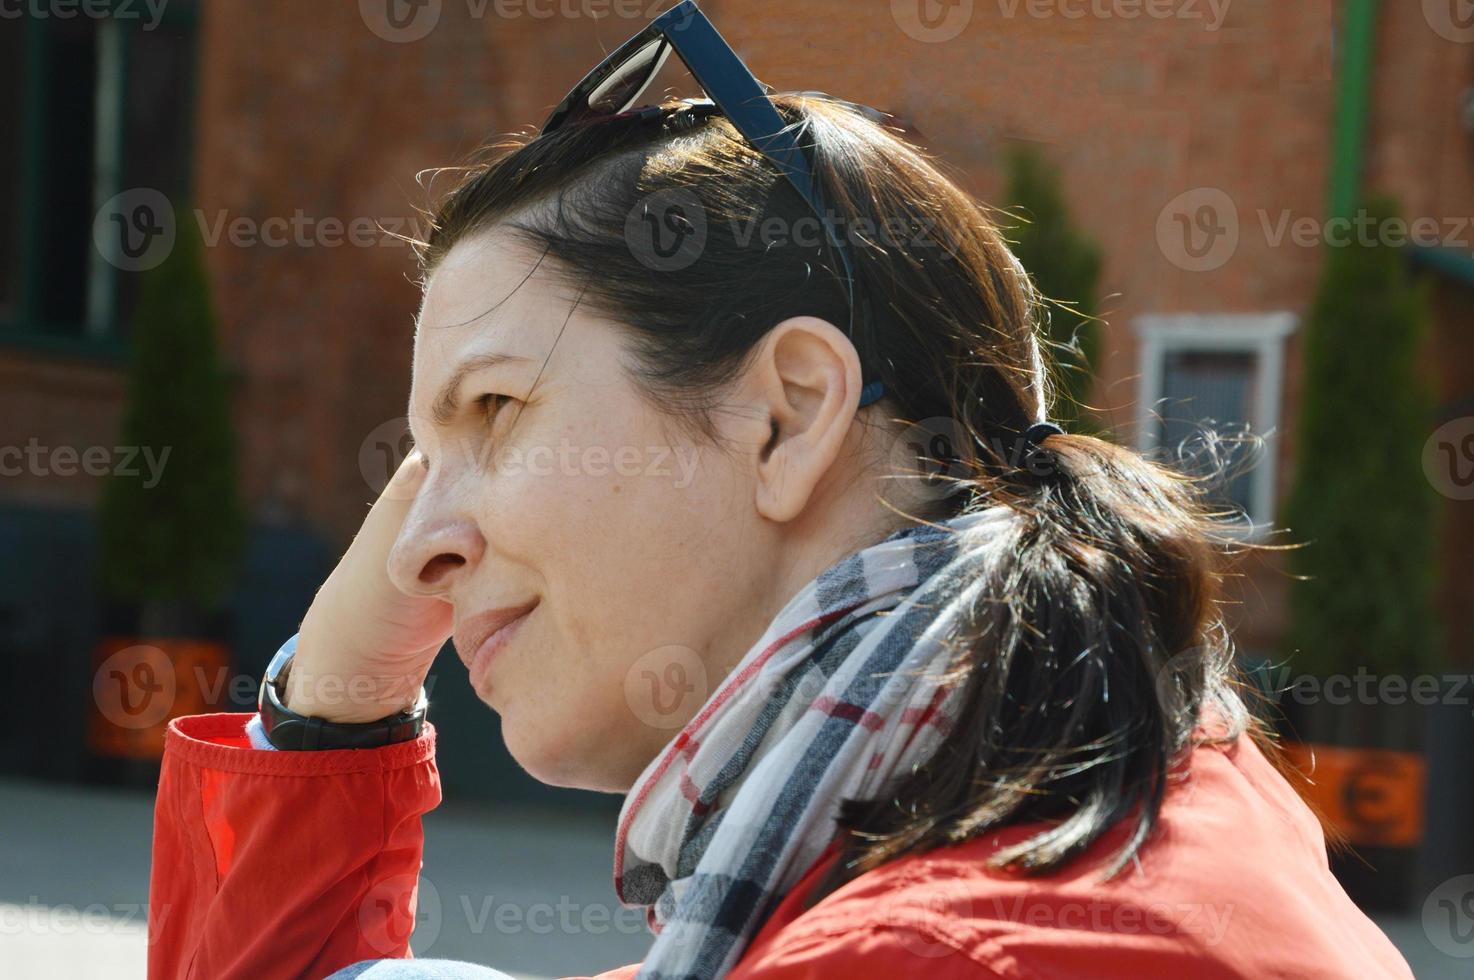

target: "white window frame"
[87,16,128,338]
[1134,312,1298,536]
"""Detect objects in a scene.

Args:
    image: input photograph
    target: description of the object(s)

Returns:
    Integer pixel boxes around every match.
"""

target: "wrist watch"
[257,634,429,750]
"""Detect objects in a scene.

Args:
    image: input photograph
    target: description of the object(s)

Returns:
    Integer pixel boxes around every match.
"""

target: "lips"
[453,595,542,686]
[455,599,540,672]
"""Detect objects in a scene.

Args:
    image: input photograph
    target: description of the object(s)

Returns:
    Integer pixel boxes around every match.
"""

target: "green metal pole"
[1328,0,1378,221]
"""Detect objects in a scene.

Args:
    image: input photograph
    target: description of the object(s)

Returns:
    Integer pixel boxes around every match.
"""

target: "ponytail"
[811,429,1253,899]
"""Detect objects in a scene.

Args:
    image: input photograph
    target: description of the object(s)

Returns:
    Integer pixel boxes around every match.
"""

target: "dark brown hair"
[414,95,1258,896]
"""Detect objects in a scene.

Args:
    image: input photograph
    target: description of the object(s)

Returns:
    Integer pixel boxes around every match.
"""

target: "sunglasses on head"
[540,0,886,408]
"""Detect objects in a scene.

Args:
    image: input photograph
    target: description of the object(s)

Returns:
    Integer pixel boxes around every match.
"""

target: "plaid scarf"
[614,506,1013,979]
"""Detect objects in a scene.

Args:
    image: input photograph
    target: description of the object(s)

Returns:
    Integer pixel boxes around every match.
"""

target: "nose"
[388,505,487,598]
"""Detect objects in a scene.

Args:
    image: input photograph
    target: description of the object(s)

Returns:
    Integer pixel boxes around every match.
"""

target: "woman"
[147,5,1412,978]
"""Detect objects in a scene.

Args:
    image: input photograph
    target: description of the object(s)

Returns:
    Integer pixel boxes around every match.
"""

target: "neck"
[716,485,929,698]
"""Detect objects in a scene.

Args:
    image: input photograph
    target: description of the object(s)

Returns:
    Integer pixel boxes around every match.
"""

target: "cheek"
[485,420,728,640]
[473,407,749,782]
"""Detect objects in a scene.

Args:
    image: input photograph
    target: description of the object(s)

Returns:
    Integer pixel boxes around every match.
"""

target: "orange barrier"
[88,637,231,759]
[1281,742,1426,848]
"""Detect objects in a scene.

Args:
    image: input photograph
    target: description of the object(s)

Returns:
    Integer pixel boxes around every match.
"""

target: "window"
[1134,313,1298,534]
[0,25,26,322]
[4,1,199,346]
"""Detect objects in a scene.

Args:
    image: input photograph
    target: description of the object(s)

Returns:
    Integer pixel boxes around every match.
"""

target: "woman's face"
[390,227,905,792]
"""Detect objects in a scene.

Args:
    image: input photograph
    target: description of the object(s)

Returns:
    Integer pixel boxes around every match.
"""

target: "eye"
[475,393,511,426]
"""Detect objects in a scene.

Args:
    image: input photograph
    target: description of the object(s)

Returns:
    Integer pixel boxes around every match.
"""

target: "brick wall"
[196,0,1342,653]
[4,0,1469,663]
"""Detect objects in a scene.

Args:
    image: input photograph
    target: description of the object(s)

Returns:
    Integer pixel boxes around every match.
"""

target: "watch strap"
[257,634,428,750]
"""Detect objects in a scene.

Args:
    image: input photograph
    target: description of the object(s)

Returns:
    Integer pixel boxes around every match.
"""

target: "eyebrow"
[430,352,532,426]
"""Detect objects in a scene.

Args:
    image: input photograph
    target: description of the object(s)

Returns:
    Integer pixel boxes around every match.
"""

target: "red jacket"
[149,713,1413,979]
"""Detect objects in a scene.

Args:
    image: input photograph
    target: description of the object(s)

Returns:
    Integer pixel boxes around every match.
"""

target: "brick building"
[3,0,1471,789]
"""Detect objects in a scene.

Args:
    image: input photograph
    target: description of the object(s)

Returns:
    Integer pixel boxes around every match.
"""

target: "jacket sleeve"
[147,712,441,980]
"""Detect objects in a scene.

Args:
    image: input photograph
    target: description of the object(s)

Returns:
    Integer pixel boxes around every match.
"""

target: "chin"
[498,704,634,794]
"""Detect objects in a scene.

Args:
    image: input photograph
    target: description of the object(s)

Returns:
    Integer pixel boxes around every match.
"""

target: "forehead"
[415,228,573,365]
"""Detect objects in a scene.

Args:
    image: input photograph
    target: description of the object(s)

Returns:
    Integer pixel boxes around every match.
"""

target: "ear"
[746,316,866,524]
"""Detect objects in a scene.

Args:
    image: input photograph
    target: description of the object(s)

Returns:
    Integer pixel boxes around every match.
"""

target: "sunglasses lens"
[575,37,672,121]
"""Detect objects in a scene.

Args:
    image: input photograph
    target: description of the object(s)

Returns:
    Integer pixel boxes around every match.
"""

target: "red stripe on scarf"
[614,606,856,888]
[811,695,885,731]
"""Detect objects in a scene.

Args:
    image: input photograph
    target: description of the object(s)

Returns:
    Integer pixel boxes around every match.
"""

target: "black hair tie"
[661,98,724,133]
[1017,421,1064,478]
[610,100,723,131]
[1024,421,1064,446]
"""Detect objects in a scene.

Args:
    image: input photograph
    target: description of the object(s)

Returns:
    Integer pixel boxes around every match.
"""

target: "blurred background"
[1,0,1473,976]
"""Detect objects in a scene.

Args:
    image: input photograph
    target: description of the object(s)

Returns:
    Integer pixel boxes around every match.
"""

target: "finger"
[378,448,429,504]
[347,450,428,562]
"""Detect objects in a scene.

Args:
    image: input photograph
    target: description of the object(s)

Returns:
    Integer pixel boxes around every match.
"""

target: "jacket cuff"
[164,712,436,775]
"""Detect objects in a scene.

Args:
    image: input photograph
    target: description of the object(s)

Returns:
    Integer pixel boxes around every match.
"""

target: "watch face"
[264,634,300,684]
[260,635,300,712]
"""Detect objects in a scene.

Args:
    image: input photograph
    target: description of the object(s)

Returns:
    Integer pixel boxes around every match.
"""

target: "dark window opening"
[33,17,100,328]
[0,26,23,321]
[5,10,197,341]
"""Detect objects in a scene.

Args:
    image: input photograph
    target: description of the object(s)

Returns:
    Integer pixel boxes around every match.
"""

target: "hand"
[285,451,454,723]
